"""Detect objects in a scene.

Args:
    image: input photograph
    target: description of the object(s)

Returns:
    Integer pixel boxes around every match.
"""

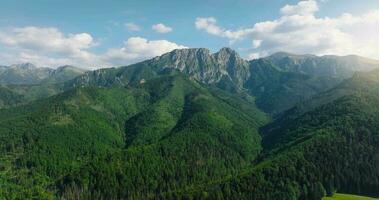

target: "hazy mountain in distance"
[0,63,52,85]
[0,63,87,85]
[42,65,87,84]
[265,52,379,78]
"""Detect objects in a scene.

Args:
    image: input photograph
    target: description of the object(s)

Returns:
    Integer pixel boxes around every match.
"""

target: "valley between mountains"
[0,48,378,200]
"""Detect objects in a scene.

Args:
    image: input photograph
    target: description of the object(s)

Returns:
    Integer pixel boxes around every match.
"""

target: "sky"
[0,0,378,69]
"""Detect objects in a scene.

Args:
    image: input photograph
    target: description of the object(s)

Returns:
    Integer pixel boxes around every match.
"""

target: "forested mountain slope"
[181,70,379,199]
[1,48,379,199]
[245,59,341,114]
[0,72,268,199]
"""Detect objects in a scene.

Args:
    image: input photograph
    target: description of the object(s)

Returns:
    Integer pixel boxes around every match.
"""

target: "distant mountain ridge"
[0,63,87,85]
[265,52,379,78]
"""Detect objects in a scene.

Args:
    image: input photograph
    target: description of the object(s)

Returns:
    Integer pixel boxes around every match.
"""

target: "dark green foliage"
[0,74,268,199]
[177,71,379,199]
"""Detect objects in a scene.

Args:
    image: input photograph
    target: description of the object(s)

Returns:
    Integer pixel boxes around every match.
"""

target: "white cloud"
[247,53,260,60]
[280,0,318,16]
[195,17,253,41]
[101,37,187,66]
[0,26,97,67]
[195,0,379,59]
[125,22,140,31]
[252,40,262,49]
[152,23,172,33]
[0,26,93,56]
[0,27,187,68]
[195,17,222,35]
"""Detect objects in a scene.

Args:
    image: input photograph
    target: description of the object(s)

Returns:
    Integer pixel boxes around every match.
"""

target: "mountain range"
[0,48,378,200]
[0,63,86,85]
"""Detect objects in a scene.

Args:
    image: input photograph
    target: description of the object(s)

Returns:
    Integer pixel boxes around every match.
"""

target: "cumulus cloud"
[0,26,97,67]
[0,26,186,68]
[196,0,379,59]
[124,22,140,31]
[280,0,318,16]
[195,17,253,41]
[101,37,187,66]
[0,26,93,56]
[152,23,172,33]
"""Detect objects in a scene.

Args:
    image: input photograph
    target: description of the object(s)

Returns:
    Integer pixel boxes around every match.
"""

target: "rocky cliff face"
[71,47,251,89]
[148,47,250,87]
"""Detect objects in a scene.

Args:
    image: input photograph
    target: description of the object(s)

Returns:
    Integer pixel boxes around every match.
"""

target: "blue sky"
[0,0,378,68]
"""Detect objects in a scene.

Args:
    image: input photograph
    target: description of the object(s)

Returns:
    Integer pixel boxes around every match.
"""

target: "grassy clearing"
[323,193,379,200]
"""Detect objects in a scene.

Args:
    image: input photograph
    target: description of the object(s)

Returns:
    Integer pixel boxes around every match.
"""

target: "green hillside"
[178,70,379,199]
[0,73,268,199]
[1,49,379,199]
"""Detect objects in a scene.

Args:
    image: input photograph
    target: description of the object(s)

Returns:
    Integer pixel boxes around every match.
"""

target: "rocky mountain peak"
[158,47,244,66]
[147,47,250,87]
[214,47,243,64]
[161,48,211,62]
[216,47,237,56]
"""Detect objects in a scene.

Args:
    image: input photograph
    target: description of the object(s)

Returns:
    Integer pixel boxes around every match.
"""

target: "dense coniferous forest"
[0,48,379,199]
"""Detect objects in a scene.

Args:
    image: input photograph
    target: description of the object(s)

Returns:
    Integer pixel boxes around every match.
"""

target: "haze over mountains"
[0,48,379,199]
